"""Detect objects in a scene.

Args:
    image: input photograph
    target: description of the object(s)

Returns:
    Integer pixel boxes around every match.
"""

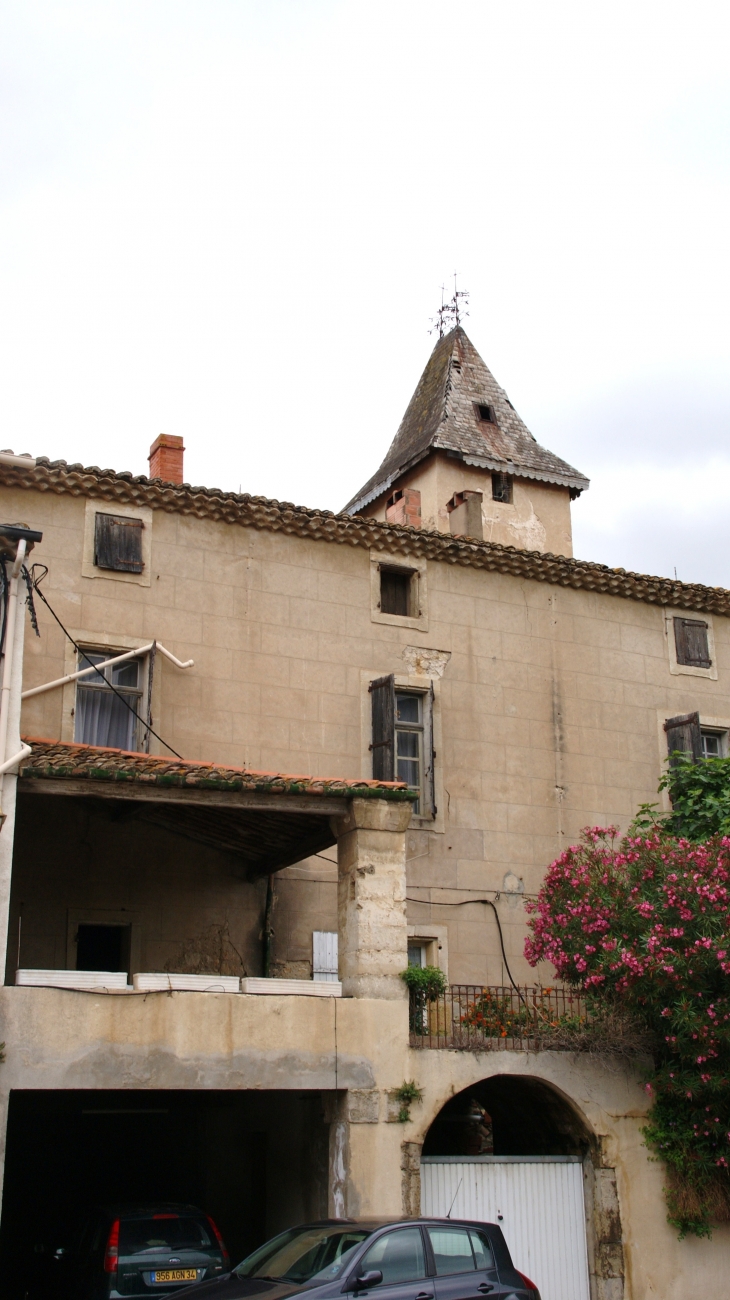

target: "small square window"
[94,513,144,573]
[407,944,426,968]
[492,473,512,503]
[701,730,726,759]
[475,403,495,423]
[380,568,412,616]
[674,617,711,668]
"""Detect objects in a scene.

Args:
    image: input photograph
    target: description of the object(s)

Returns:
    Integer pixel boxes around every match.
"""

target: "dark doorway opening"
[422,1075,593,1158]
[0,1089,331,1300]
[75,924,131,973]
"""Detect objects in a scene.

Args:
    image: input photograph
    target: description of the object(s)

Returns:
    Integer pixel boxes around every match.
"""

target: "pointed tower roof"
[344,327,589,513]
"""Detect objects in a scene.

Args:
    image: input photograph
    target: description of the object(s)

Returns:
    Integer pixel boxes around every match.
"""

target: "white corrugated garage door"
[421,1156,589,1300]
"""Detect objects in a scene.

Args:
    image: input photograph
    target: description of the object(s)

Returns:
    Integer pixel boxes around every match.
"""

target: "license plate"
[151,1269,198,1283]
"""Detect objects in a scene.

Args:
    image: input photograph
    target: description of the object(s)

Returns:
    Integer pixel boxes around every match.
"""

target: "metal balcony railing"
[409,984,587,1050]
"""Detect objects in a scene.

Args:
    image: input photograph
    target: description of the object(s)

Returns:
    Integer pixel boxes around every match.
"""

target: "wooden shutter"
[370,674,395,780]
[664,712,702,765]
[94,513,144,573]
[312,931,338,982]
[673,617,711,668]
[425,680,436,815]
[380,570,410,616]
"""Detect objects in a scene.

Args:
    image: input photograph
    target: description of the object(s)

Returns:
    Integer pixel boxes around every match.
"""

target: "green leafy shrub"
[400,964,447,999]
[633,753,730,843]
[394,1080,423,1122]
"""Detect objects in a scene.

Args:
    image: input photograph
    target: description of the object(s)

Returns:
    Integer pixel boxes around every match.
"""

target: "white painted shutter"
[421,1157,590,1300]
[313,931,338,982]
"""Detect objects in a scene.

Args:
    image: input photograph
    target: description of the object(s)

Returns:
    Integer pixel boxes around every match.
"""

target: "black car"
[180,1217,540,1300]
[51,1202,230,1298]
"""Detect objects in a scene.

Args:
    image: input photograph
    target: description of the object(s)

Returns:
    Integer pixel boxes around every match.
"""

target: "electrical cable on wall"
[29,565,183,760]
[406,893,527,1003]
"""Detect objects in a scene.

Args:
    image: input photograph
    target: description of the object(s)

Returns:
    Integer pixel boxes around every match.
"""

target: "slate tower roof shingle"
[344,326,589,513]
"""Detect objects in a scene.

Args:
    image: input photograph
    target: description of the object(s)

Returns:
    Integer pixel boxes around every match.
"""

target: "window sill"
[371,609,429,631]
[668,662,718,680]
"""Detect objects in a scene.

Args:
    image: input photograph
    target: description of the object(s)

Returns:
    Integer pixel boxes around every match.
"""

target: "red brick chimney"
[148,434,185,484]
[385,488,421,528]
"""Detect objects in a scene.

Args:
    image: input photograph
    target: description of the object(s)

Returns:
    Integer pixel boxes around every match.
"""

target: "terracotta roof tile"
[0,449,727,617]
[19,738,416,800]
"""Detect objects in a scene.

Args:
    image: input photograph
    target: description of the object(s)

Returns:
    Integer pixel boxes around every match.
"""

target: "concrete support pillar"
[331,797,411,1000]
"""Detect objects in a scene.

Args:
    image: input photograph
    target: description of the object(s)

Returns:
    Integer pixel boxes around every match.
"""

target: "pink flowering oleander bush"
[525,826,730,1238]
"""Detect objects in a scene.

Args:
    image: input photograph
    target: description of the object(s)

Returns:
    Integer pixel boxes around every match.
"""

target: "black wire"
[405,894,527,1004]
[0,561,8,663]
[29,567,183,760]
[21,567,40,636]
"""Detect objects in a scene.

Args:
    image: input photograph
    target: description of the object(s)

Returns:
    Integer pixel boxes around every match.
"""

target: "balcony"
[408,984,588,1051]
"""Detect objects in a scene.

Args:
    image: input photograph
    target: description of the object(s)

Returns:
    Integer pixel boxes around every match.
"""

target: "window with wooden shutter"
[370,674,395,781]
[380,568,412,616]
[370,676,436,816]
[664,712,702,765]
[673,617,711,668]
[94,513,144,573]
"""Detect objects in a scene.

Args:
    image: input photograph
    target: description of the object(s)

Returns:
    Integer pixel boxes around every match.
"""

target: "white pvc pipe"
[21,641,194,700]
[0,453,36,469]
[0,743,31,777]
[0,539,27,774]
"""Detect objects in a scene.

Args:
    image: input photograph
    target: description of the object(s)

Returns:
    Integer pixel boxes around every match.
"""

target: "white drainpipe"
[0,536,32,977]
[0,538,27,792]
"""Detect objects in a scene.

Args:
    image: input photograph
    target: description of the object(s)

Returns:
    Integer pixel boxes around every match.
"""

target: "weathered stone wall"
[361,453,575,557]
[5,481,730,985]
[0,988,728,1297]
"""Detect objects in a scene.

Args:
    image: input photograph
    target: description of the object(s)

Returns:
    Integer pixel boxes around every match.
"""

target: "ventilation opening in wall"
[475,403,495,423]
[491,473,512,504]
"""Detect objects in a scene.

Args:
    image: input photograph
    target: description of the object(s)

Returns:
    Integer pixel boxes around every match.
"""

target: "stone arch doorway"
[422,1073,593,1158]
[417,1075,623,1300]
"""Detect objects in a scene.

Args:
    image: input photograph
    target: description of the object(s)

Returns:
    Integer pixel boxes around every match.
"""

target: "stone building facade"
[0,328,728,1297]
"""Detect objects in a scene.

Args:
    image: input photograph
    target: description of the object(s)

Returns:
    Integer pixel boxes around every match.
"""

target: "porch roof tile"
[19,738,416,801]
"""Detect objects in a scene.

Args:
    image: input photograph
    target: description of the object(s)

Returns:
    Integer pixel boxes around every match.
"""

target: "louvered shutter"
[674,617,711,668]
[370,674,395,780]
[313,931,338,982]
[94,513,144,573]
[664,712,702,765]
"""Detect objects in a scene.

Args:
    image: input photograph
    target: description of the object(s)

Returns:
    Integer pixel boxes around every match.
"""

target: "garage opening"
[421,1077,602,1300]
[0,1089,332,1300]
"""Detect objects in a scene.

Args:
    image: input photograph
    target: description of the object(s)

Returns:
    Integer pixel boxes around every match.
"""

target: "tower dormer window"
[492,473,512,504]
[475,403,495,423]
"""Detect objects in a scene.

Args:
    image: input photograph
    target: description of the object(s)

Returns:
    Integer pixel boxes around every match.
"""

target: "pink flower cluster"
[525,829,730,1094]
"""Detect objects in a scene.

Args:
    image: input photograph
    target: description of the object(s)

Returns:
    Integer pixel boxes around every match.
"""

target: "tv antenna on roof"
[429,273,470,337]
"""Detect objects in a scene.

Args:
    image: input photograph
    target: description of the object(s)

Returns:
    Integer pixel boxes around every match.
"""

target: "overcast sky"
[1,1,729,585]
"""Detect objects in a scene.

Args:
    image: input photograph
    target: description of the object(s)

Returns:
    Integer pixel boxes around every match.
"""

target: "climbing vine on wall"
[525,826,730,1238]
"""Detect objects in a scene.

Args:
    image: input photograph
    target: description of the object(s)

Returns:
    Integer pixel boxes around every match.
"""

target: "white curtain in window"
[76,687,136,751]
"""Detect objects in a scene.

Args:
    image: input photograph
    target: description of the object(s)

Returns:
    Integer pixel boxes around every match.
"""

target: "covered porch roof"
[17,738,415,878]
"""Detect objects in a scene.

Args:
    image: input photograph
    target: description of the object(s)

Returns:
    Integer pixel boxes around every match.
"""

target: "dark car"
[179,1218,540,1300]
[51,1202,230,1298]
